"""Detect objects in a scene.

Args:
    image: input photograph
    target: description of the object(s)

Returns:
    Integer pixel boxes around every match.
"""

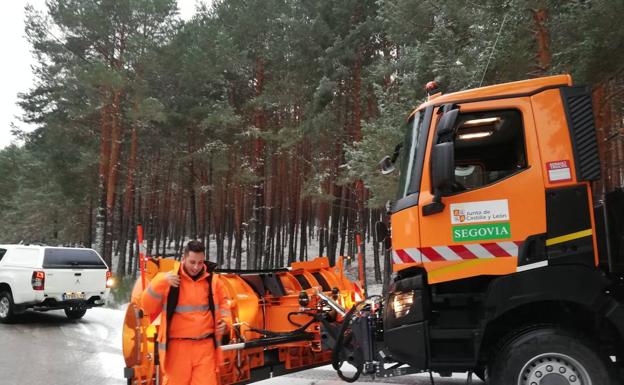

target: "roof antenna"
[479,13,508,87]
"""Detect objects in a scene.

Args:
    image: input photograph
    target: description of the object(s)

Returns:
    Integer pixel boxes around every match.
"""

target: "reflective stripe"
[147,287,163,300]
[220,309,231,316]
[517,260,549,272]
[546,229,593,246]
[158,342,167,351]
[174,304,211,313]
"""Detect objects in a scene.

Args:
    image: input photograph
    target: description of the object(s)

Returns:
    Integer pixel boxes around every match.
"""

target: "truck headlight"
[391,291,414,318]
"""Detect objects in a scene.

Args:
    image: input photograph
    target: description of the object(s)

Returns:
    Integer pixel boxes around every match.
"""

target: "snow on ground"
[259,364,478,385]
[90,307,127,383]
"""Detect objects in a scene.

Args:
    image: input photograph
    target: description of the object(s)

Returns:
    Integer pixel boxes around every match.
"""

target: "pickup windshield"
[396,110,426,199]
[43,248,106,269]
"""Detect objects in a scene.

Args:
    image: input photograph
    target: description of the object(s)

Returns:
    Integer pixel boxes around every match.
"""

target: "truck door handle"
[74,273,82,276]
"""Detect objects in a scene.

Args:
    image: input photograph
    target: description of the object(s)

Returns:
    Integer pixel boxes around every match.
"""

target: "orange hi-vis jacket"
[141,261,232,370]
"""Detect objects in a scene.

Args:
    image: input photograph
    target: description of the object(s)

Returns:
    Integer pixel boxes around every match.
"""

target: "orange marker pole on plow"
[356,232,367,297]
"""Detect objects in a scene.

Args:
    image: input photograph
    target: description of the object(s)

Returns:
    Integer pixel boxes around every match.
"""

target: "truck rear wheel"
[0,291,15,323]
[64,307,87,320]
[488,327,614,385]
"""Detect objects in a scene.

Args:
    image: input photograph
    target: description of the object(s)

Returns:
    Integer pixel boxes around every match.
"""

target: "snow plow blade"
[122,256,361,385]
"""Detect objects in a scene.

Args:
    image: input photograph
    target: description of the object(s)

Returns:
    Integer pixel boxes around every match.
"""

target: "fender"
[0,277,18,303]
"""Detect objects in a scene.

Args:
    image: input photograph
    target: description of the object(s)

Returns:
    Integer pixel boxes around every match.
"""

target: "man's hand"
[165,272,180,287]
[216,319,228,336]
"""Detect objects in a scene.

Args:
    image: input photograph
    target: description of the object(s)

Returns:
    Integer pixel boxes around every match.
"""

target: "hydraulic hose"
[287,311,316,327]
[247,316,316,338]
[331,302,364,383]
[220,332,315,351]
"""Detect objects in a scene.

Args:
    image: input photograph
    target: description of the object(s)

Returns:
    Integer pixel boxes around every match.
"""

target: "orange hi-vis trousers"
[164,338,217,385]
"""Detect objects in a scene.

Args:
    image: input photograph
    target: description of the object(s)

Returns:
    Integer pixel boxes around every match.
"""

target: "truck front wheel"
[0,291,15,323]
[488,327,614,385]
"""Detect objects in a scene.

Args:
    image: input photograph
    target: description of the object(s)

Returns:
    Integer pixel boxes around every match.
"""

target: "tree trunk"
[188,127,198,240]
[372,209,381,283]
[95,97,112,260]
[328,184,342,265]
[339,186,350,257]
[592,84,608,199]
[103,89,124,267]
[250,56,266,270]
[299,197,308,262]
[530,7,551,77]
[86,196,93,248]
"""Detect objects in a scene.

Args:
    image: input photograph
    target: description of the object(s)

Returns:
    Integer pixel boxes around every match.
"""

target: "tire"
[64,307,87,320]
[487,327,615,385]
[0,291,15,323]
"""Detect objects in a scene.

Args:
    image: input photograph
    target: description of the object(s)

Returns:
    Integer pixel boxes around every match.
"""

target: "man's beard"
[184,265,204,280]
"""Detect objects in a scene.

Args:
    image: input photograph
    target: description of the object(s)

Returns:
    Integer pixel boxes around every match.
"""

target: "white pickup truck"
[0,245,112,321]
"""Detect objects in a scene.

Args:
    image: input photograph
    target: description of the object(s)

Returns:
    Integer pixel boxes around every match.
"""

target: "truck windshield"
[396,110,425,199]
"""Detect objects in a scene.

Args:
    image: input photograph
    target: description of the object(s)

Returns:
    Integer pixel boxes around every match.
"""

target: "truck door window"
[453,109,526,191]
[0,248,6,262]
[397,110,423,198]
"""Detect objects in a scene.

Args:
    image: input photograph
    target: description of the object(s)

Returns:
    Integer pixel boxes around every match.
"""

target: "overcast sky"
[0,0,200,149]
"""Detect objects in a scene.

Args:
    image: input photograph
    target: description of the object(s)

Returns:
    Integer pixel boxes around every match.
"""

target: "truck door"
[390,108,431,266]
[418,98,546,284]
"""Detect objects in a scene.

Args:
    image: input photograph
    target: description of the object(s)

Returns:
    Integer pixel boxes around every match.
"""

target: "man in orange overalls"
[142,240,232,385]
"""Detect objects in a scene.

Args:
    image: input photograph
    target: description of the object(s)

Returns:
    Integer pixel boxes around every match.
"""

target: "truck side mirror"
[378,143,403,175]
[375,221,388,240]
[375,221,392,250]
[378,155,395,175]
[423,107,459,216]
[431,142,455,193]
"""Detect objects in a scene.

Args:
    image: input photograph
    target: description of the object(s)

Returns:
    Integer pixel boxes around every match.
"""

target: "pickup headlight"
[391,290,414,318]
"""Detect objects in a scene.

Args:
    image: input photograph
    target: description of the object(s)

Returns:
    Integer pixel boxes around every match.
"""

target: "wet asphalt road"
[0,307,480,385]
[0,307,126,385]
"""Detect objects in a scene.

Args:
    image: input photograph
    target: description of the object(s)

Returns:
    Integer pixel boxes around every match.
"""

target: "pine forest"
[2,0,624,284]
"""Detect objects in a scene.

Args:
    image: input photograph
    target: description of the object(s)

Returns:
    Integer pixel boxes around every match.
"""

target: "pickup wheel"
[64,307,87,320]
[0,291,15,323]
[487,327,615,385]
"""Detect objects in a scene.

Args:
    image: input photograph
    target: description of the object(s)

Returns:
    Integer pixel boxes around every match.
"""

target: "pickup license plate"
[63,292,86,300]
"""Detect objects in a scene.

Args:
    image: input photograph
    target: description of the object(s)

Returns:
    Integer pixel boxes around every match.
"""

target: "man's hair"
[183,240,206,256]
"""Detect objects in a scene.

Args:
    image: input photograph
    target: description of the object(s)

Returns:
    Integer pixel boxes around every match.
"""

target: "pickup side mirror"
[378,155,395,175]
